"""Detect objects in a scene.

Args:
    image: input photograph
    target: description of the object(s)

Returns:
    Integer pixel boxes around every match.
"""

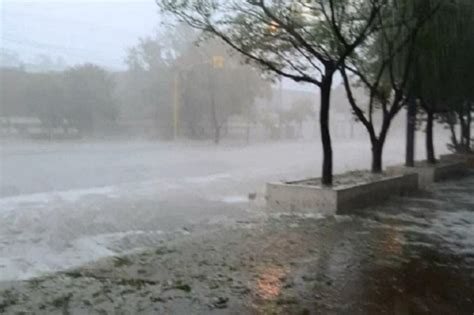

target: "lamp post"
[210,55,225,144]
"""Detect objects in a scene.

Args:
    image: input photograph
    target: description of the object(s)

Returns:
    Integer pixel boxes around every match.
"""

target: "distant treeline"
[0,27,272,141]
[1,64,117,138]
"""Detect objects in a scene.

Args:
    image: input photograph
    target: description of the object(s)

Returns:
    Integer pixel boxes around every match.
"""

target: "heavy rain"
[0,0,473,314]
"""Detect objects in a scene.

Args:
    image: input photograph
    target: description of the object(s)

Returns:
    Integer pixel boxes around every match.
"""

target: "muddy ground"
[1,173,473,315]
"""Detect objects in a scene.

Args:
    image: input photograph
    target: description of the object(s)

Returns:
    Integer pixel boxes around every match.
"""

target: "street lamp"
[212,55,225,69]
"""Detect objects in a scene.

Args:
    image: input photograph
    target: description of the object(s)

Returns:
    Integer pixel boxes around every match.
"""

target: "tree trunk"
[461,123,469,151]
[458,110,466,149]
[426,110,436,164]
[210,91,220,145]
[466,103,472,151]
[214,126,220,145]
[405,95,417,167]
[320,74,333,186]
[372,117,393,174]
[460,103,472,152]
[448,119,458,149]
[371,140,383,173]
[461,124,467,149]
[246,123,250,145]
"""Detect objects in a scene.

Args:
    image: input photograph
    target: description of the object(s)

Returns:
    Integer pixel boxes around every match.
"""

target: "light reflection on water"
[384,227,404,255]
[256,266,286,300]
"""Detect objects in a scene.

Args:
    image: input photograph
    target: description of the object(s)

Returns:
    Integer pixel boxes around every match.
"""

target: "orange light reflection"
[256,266,286,300]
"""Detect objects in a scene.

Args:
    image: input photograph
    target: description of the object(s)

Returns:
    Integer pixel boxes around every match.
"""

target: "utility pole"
[211,55,224,145]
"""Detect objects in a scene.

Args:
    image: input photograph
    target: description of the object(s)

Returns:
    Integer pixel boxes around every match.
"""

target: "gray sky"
[0,0,317,91]
[1,0,160,70]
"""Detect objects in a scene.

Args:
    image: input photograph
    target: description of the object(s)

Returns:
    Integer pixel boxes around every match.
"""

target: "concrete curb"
[440,153,474,168]
[387,160,467,188]
[266,173,418,215]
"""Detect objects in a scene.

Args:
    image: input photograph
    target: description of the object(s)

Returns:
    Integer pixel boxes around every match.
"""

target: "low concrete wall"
[336,174,418,213]
[387,160,467,187]
[266,173,418,215]
[440,153,474,168]
[266,182,338,215]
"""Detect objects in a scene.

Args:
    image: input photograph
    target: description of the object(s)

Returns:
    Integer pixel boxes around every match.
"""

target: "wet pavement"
[0,173,473,314]
[0,138,452,282]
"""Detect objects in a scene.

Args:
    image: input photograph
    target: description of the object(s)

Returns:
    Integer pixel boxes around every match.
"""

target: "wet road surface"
[0,137,451,282]
[0,172,472,314]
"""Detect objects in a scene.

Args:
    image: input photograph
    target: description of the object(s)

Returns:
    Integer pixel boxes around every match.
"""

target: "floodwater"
[0,134,451,282]
[0,171,472,314]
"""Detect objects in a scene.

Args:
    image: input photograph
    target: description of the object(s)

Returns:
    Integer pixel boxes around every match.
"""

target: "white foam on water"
[0,229,165,282]
[0,186,118,213]
[216,195,249,204]
[183,173,232,184]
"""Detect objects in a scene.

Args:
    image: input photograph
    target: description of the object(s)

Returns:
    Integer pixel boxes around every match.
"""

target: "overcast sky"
[0,0,318,91]
[1,0,160,70]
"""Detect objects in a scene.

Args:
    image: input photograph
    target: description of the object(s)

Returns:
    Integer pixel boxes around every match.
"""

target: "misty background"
[0,0,451,281]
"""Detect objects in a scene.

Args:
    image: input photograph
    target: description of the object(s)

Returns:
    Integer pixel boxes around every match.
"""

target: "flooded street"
[0,136,451,282]
[1,172,472,314]
[2,0,474,313]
